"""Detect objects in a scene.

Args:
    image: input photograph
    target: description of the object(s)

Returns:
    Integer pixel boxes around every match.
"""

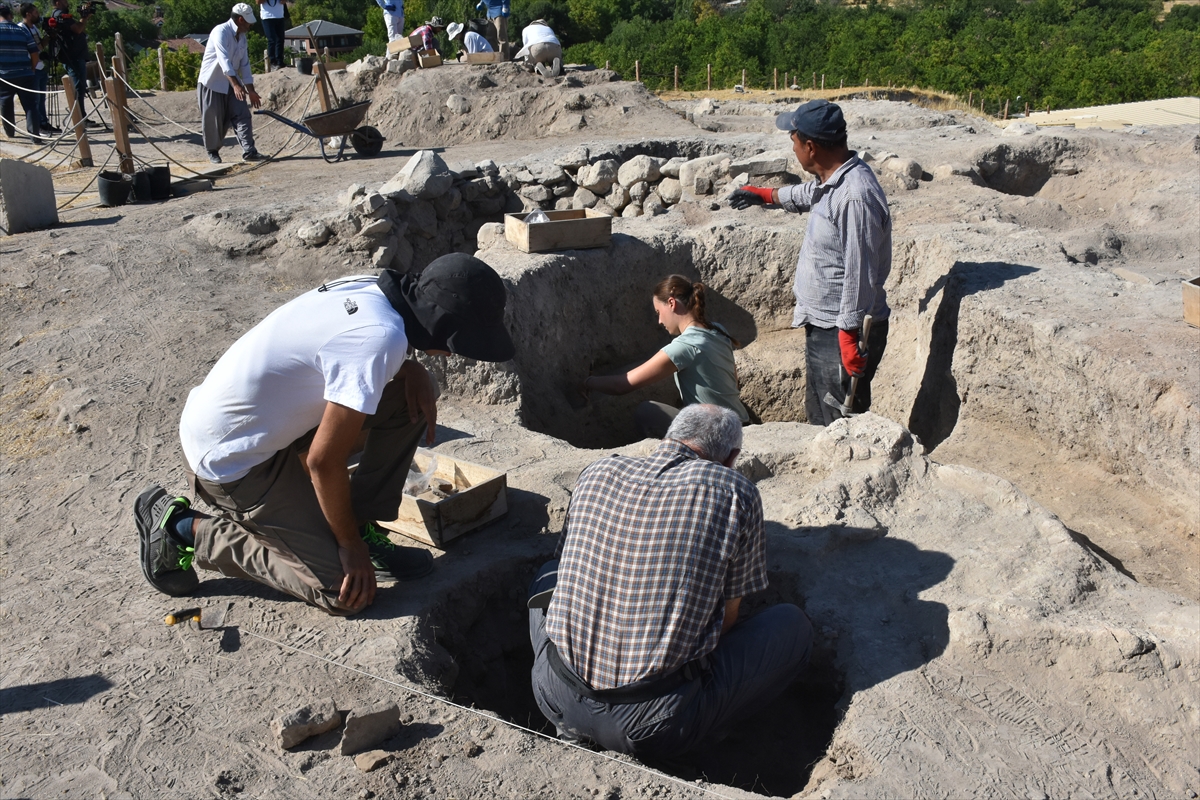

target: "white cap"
[447,21,464,39]
[232,2,256,23]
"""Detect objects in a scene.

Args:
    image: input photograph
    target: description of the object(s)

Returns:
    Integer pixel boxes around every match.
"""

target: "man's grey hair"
[665,404,743,463]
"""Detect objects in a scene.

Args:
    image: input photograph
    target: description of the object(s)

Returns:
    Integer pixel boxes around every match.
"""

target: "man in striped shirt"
[731,99,892,426]
[0,2,38,139]
[529,404,813,757]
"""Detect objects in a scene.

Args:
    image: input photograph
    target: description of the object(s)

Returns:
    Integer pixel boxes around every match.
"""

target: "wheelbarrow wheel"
[351,126,384,157]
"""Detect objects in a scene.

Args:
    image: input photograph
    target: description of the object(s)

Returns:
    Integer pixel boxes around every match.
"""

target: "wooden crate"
[386,33,423,55]
[1185,276,1200,328]
[504,208,613,253]
[466,51,503,64]
[417,49,443,68]
[376,453,507,548]
[324,60,348,71]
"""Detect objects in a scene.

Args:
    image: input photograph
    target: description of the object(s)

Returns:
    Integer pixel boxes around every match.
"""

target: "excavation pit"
[431,562,843,797]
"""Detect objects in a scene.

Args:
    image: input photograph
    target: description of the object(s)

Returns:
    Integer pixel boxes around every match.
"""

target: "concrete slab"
[0,158,59,235]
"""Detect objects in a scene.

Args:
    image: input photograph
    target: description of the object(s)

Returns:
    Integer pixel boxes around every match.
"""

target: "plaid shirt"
[777,155,892,331]
[546,440,768,690]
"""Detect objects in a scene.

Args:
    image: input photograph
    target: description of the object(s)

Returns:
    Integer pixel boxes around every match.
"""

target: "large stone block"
[576,159,618,194]
[1,159,58,235]
[728,149,791,177]
[340,701,401,756]
[678,153,730,200]
[617,155,660,187]
[380,150,454,201]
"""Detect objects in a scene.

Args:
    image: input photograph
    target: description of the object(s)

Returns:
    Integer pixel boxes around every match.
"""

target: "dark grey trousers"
[804,320,889,427]
[188,377,425,615]
[197,84,255,155]
[530,604,813,758]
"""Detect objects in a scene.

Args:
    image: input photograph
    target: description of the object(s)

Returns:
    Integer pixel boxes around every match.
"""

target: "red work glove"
[728,186,774,209]
[838,328,866,377]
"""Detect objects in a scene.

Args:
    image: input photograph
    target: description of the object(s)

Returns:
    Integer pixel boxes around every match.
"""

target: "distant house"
[185,32,209,47]
[163,37,206,54]
[283,20,363,55]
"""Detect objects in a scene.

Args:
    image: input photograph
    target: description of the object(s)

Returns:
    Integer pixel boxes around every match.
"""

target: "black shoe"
[42,124,62,135]
[2,125,14,138]
[362,523,433,581]
[207,150,222,164]
[84,119,101,128]
[135,486,199,597]
[241,150,265,162]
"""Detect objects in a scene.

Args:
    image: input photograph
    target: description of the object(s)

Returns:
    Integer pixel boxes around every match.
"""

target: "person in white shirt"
[447,21,492,59]
[374,0,403,41]
[514,19,560,77]
[197,2,261,164]
[133,255,516,617]
[257,0,286,68]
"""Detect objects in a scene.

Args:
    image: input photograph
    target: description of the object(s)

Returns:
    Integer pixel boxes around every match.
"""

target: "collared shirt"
[461,31,492,53]
[18,22,44,71]
[777,154,892,331]
[547,440,768,690]
[0,20,37,77]
[258,0,286,20]
[198,18,253,94]
[411,24,437,52]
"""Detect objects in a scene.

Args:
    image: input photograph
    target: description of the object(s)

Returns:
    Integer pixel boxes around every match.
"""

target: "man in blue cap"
[730,99,891,426]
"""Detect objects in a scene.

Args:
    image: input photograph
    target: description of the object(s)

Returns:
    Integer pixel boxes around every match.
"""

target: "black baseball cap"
[775,99,847,141]
[0,4,12,16]
[379,254,515,362]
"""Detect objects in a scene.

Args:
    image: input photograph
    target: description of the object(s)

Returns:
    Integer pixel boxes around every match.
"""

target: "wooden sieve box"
[376,452,507,548]
[504,209,612,253]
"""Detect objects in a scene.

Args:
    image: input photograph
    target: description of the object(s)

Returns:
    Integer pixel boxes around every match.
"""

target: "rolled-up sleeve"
[778,181,816,213]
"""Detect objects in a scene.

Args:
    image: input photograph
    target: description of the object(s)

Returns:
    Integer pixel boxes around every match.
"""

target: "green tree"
[129,42,203,89]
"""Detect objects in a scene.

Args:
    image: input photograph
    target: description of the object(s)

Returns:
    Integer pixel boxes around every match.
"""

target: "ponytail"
[651,274,741,348]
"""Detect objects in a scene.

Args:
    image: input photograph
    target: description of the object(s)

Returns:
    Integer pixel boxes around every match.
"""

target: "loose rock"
[446,94,471,115]
[380,150,454,201]
[354,750,392,773]
[271,699,341,749]
[617,155,660,187]
[340,702,401,756]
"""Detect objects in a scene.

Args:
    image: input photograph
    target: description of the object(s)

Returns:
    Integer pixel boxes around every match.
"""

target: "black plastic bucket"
[132,170,153,203]
[97,171,131,207]
[149,165,171,200]
[297,57,314,75]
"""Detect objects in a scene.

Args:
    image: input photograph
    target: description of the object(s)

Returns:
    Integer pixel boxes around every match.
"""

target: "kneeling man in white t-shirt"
[134,255,515,615]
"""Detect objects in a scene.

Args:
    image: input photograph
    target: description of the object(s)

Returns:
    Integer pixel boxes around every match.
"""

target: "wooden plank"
[466,51,503,64]
[504,208,612,253]
[1184,277,1200,328]
[387,33,423,55]
[375,453,508,548]
[313,63,332,112]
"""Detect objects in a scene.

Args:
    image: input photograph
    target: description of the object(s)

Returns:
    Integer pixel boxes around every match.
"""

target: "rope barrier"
[0,74,65,96]
[239,627,737,800]
[54,146,115,210]
[112,68,204,137]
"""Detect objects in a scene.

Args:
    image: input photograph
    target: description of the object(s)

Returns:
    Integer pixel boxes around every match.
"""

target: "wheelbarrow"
[255,101,385,163]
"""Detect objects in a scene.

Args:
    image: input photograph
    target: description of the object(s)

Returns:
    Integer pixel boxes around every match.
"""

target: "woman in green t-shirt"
[582,274,750,438]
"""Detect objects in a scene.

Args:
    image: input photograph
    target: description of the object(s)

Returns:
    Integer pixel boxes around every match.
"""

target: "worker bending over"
[197,3,262,164]
[529,404,813,757]
[514,19,560,78]
[731,99,892,425]
[447,21,493,58]
[135,255,515,616]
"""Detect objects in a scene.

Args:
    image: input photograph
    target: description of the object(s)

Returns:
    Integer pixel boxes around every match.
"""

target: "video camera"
[79,0,104,17]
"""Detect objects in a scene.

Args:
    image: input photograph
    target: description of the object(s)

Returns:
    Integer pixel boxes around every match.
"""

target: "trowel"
[823,314,873,417]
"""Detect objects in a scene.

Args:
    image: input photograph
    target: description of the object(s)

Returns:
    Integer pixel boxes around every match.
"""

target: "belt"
[544,639,707,705]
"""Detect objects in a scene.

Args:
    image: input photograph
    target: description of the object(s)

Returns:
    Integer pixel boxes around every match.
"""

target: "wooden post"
[95,42,107,82]
[812,72,816,89]
[157,46,166,90]
[840,78,843,89]
[1025,102,1030,117]
[741,68,746,88]
[967,90,973,108]
[1003,99,1009,119]
[106,57,134,174]
[61,75,92,167]
[322,46,330,63]
[635,60,639,82]
[821,73,825,90]
[773,68,777,90]
[264,49,270,72]
[314,62,332,112]
[674,65,678,90]
[114,33,127,78]
[706,63,711,91]
[783,71,787,88]
[605,60,609,70]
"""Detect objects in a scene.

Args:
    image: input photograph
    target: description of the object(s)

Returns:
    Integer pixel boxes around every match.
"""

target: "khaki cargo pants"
[187,377,426,615]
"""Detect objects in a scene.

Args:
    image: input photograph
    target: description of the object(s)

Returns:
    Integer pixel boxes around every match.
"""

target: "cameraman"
[49,0,97,126]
